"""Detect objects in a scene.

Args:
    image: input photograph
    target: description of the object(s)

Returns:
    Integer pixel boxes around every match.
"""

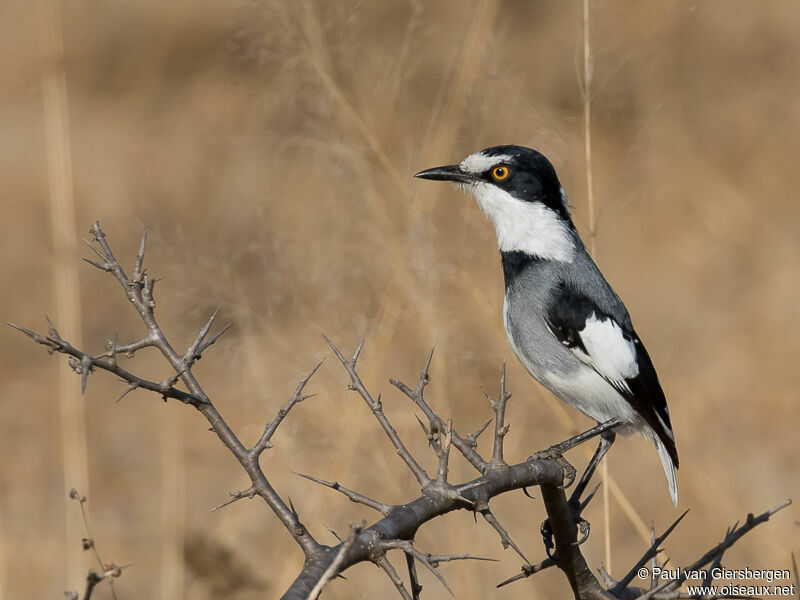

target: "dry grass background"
[1,0,799,598]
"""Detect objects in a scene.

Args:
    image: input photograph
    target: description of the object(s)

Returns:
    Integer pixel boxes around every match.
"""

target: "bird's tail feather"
[654,437,679,506]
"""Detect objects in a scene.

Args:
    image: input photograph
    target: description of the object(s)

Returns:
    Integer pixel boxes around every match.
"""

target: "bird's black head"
[414,145,569,221]
[414,145,578,262]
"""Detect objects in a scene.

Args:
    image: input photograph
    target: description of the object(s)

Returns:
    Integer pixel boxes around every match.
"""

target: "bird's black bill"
[414,164,474,184]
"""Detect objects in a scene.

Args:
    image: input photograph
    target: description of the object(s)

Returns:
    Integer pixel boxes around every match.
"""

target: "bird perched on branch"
[415,145,678,505]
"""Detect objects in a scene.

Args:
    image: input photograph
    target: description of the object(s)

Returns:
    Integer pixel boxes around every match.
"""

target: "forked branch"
[12,223,791,600]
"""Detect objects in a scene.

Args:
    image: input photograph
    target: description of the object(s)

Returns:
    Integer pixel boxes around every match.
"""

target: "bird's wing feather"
[544,283,678,467]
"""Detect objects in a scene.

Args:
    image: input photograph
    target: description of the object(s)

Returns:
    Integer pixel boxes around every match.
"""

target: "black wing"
[545,284,678,467]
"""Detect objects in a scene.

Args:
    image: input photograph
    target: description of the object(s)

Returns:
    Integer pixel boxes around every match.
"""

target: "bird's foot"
[573,516,591,545]
[528,447,577,489]
[540,518,555,558]
[540,501,592,558]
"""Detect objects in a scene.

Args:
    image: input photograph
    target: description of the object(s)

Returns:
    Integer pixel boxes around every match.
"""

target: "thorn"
[209,487,256,512]
[466,419,493,448]
[45,315,60,339]
[198,307,221,343]
[160,369,186,391]
[579,482,602,512]
[419,346,435,389]
[321,334,348,365]
[105,333,117,351]
[80,356,92,394]
[133,230,147,278]
[293,472,391,515]
[6,322,46,343]
[415,414,432,440]
[82,237,107,261]
[303,356,327,383]
[457,480,488,494]
[82,257,111,272]
[598,563,617,587]
[116,383,138,403]
[455,494,475,507]
[327,527,344,543]
[496,558,556,587]
[352,338,366,363]
[198,321,235,354]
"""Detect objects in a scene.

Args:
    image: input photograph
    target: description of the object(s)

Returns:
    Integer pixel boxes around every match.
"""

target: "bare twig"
[480,508,528,563]
[497,557,557,587]
[390,350,488,473]
[376,556,413,600]
[251,358,325,458]
[324,335,431,487]
[406,551,422,600]
[9,321,203,405]
[294,472,391,515]
[182,306,220,366]
[15,223,323,559]
[611,510,689,595]
[16,223,790,600]
[435,420,453,483]
[489,363,511,467]
[380,539,495,596]
[643,500,792,598]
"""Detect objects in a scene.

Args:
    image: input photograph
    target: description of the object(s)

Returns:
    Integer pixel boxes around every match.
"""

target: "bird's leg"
[545,417,622,456]
[538,427,617,552]
[568,428,616,509]
[528,417,621,489]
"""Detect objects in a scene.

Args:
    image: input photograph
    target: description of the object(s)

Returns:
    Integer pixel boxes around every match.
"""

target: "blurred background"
[1,0,799,598]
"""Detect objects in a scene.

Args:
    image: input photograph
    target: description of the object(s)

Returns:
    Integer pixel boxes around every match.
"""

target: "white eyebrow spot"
[460,152,513,174]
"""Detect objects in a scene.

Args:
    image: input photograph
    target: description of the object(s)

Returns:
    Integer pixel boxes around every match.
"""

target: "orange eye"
[491,165,510,180]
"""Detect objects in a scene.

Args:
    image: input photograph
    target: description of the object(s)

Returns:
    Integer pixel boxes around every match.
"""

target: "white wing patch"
[570,313,639,389]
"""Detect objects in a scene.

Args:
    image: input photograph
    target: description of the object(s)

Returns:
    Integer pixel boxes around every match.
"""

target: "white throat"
[467,182,576,262]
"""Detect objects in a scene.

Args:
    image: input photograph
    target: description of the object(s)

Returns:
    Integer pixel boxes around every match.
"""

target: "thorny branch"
[13,222,322,560]
[11,223,793,600]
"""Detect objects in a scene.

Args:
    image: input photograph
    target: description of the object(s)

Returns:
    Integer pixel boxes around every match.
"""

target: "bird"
[415,145,679,505]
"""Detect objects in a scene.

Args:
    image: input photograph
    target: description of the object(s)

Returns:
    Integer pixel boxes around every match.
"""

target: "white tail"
[654,437,679,506]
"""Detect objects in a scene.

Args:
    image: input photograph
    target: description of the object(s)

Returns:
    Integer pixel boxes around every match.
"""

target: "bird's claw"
[529,447,576,489]
[572,518,590,545]
[540,519,555,559]
[558,459,577,489]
